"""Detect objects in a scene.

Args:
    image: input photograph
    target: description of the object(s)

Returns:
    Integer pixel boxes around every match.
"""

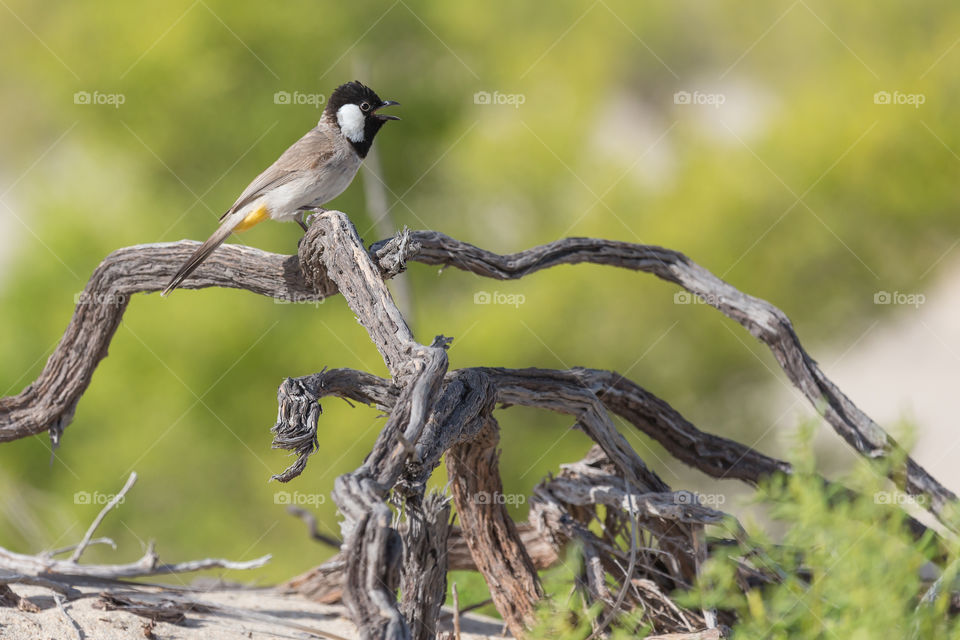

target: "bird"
[161,80,399,296]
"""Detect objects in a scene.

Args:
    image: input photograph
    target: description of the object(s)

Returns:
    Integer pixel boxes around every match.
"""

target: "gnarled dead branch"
[2,212,956,639]
[1,227,950,528]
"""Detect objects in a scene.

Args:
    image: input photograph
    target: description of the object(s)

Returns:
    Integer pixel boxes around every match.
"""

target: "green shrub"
[527,426,960,639]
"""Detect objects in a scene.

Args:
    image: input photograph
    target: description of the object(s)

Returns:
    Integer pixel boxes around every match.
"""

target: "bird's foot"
[296,206,329,232]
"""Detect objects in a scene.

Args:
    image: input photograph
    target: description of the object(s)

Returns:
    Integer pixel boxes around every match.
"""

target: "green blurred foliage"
[1,0,958,594]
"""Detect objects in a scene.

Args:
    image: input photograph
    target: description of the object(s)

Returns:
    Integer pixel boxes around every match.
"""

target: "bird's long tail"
[161,212,244,296]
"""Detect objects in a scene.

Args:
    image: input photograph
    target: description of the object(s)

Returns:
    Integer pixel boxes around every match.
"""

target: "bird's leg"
[295,210,309,233]
[297,205,329,231]
[296,207,331,249]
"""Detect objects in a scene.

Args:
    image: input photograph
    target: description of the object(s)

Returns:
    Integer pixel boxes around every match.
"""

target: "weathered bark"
[446,417,543,638]
[527,446,725,634]
[398,493,451,640]
[283,522,559,604]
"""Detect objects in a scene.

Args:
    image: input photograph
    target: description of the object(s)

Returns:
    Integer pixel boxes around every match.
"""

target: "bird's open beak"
[373,100,401,121]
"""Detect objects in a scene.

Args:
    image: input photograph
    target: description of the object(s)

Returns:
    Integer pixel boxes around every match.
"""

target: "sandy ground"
[0,582,506,640]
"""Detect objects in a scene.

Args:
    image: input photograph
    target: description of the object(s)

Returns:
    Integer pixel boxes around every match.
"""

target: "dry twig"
[70,472,137,562]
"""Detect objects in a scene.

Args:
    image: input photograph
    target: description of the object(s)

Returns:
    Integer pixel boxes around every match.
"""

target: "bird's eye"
[360,102,371,112]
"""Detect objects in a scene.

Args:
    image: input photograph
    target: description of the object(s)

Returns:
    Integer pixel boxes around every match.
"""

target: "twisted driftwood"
[2,212,956,638]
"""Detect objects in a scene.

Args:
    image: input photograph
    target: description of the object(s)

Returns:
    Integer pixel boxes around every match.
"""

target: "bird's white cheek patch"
[337,104,365,143]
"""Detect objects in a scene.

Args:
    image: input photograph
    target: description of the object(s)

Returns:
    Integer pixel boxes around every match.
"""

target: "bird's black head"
[324,81,399,157]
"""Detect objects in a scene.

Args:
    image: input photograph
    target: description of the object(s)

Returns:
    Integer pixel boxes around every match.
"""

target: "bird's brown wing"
[219,126,338,220]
